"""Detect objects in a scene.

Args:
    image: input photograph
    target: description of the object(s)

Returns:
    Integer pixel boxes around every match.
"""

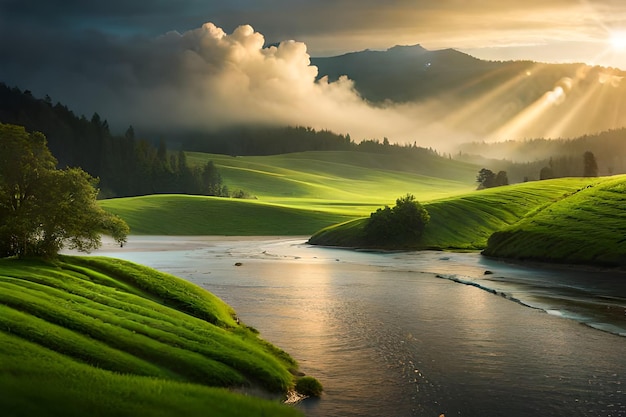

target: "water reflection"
[84,237,626,417]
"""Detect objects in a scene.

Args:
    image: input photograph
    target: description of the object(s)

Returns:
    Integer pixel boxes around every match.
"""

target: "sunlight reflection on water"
[86,236,626,417]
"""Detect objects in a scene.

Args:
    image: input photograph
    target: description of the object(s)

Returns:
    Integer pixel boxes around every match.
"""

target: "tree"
[494,170,509,187]
[583,151,598,177]
[201,161,224,196]
[364,194,430,245]
[0,123,129,258]
[476,168,496,189]
[539,166,554,180]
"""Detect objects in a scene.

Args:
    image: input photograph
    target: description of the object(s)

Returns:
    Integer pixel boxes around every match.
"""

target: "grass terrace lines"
[0,256,305,417]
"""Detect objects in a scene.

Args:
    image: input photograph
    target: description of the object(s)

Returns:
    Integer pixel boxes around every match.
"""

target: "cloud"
[0,21,466,147]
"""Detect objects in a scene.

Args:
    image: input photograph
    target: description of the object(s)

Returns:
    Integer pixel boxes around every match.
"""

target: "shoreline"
[92,234,626,275]
[85,235,311,253]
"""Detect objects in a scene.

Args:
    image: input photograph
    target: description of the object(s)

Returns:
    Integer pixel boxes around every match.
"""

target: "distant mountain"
[312,44,496,102]
[311,45,626,140]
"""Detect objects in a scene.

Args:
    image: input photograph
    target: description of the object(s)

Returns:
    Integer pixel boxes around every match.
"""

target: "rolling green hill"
[99,194,357,235]
[100,150,478,235]
[186,150,477,204]
[309,177,605,252]
[0,256,304,417]
[483,176,626,266]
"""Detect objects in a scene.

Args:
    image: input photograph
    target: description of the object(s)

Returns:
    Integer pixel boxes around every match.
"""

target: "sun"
[609,31,626,51]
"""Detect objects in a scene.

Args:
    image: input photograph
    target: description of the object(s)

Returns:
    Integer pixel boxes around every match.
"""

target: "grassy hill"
[185,150,477,205]
[0,256,305,417]
[99,194,358,235]
[483,176,626,266]
[100,150,478,235]
[309,177,605,251]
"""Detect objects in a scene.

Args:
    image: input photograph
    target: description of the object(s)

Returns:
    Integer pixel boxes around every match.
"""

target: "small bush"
[364,193,429,245]
[295,376,323,397]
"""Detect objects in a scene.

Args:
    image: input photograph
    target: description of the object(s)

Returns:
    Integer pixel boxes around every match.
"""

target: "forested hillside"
[458,128,626,178]
[0,83,456,197]
[0,84,227,198]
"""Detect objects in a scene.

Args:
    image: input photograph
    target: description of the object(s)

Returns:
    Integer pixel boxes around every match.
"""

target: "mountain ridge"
[311,44,626,140]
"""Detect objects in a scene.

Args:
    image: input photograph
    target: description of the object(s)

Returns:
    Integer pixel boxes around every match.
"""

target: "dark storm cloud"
[2,1,625,51]
[1,1,625,144]
[0,18,451,145]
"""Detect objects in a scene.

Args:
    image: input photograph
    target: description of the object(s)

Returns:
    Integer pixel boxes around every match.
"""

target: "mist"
[1,22,475,149]
[117,23,476,149]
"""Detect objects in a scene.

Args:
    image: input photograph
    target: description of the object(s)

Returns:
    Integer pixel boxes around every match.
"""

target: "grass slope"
[186,151,477,206]
[0,256,303,417]
[99,194,357,235]
[100,150,478,235]
[483,175,626,266]
[309,177,601,250]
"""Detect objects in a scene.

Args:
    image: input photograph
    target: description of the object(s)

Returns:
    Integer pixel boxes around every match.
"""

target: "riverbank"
[84,236,625,417]
[0,254,308,417]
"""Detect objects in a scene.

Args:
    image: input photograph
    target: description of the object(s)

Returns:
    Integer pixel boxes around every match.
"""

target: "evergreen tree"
[583,151,598,177]
[539,166,555,180]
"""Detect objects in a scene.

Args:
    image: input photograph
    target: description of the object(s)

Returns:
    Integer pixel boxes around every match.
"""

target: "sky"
[2,0,626,145]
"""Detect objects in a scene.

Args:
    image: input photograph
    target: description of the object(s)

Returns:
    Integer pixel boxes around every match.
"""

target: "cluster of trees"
[364,194,430,246]
[0,123,128,258]
[478,151,598,188]
[0,84,228,198]
[180,126,353,155]
[180,126,444,158]
[539,151,598,180]
[458,129,626,182]
[476,168,509,189]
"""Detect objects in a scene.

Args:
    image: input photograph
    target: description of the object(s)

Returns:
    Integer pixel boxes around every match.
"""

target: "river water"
[88,236,625,417]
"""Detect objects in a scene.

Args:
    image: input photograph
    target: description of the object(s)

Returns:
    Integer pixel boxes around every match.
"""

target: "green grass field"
[0,256,305,417]
[309,177,607,252]
[483,176,626,266]
[100,150,478,235]
[185,151,477,205]
[98,150,626,266]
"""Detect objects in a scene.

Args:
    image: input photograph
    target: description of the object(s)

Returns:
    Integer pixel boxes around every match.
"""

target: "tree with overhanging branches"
[0,123,129,258]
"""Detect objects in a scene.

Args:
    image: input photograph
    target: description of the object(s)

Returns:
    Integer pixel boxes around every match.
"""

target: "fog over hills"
[312,44,626,142]
[2,22,625,149]
[312,44,496,102]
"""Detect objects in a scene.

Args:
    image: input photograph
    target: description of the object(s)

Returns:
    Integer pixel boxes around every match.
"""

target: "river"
[87,236,625,417]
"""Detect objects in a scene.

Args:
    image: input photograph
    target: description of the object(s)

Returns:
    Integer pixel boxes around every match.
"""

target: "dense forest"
[458,128,626,182]
[0,83,445,197]
[4,81,626,199]
[0,84,228,198]
[169,126,445,158]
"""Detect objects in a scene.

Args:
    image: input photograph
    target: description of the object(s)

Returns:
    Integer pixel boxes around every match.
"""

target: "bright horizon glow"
[609,31,626,51]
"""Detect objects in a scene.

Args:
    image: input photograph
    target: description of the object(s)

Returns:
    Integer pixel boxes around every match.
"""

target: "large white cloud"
[70,22,459,146]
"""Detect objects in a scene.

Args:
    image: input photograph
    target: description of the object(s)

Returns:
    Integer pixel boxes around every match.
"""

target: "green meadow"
[0,255,304,417]
[101,150,478,235]
[99,150,626,267]
[309,177,612,253]
[483,175,626,266]
[5,149,625,417]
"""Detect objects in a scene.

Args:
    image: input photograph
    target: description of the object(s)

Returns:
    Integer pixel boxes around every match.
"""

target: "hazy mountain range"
[312,44,626,141]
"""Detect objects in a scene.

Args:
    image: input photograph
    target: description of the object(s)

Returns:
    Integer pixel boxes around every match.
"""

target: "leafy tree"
[583,151,598,177]
[364,194,430,245]
[476,168,496,189]
[0,123,129,258]
[494,170,509,186]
